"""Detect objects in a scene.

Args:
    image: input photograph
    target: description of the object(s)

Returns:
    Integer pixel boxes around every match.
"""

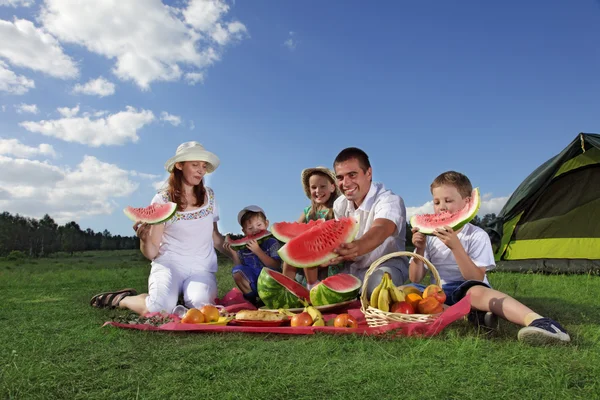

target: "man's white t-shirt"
[151,187,219,273]
[422,223,496,286]
[333,182,407,281]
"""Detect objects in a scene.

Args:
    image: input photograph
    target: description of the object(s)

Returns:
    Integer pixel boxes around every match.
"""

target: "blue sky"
[1,0,599,237]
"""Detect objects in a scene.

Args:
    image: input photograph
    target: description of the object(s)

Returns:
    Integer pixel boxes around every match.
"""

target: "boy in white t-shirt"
[409,171,570,345]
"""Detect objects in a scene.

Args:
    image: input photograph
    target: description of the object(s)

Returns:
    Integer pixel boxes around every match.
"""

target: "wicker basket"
[360,251,442,326]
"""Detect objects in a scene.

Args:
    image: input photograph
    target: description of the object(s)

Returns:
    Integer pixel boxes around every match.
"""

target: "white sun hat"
[164,141,220,173]
[237,205,266,225]
[300,166,340,199]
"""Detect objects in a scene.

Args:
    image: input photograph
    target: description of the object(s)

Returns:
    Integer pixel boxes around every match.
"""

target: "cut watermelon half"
[278,217,359,268]
[271,219,325,243]
[257,268,311,309]
[123,202,177,224]
[225,230,273,250]
[309,274,362,306]
[410,188,481,235]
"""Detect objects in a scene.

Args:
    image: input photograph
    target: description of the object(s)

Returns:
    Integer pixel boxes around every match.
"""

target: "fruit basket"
[360,251,442,326]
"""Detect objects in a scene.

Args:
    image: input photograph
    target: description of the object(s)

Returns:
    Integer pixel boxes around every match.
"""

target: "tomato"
[423,284,447,304]
[333,313,358,328]
[390,301,415,314]
[291,312,313,327]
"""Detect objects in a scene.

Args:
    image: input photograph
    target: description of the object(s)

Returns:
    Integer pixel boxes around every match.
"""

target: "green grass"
[1,250,599,399]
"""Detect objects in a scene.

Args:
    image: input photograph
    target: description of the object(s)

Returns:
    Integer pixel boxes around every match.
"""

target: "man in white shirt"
[329,147,409,296]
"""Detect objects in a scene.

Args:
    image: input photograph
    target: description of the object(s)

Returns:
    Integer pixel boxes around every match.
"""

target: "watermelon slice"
[123,202,177,224]
[257,268,311,309]
[410,188,481,235]
[225,230,273,251]
[309,274,362,306]
[278,217,359,268]
[271,219,325,243]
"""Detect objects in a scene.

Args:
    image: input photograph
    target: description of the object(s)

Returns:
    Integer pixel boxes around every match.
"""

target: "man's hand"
[432,226,460,249]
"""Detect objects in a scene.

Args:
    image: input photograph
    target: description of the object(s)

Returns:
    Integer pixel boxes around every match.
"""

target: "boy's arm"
[246,239,281,269]
[434,226,486,281]
[408,228,426,282]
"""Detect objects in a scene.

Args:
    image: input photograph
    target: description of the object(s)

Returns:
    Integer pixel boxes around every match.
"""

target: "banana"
[378,287,390,312]
[278,308,296,317]
[369,276,385,309]
[387,277,405,303]
[304,305,324,326]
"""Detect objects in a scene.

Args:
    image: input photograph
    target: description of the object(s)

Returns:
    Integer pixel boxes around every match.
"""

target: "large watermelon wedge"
[257,268,311,309]
[271,219,324,243]
[410,188,481,235]
[278,217,359,268]
[123,202,177,224]
[225,230,273,250]
[309,274,362,306]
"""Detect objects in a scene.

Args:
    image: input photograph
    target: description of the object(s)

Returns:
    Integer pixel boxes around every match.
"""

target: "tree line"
[0,212,138,257]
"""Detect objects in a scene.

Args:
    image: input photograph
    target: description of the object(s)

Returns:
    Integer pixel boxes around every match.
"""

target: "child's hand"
[411,227,426,250]
[223,241,236,256]
[432,226,460,249]
[245,239,262,254]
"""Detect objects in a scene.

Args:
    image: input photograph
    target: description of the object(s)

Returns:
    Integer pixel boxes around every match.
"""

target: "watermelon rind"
[123,202,177,224]
[309,274,362,306]
[257,268,311,309]
[271,219,324,243]
[225,230,273,250]
[277,217,359,268]
[410,188,481,235]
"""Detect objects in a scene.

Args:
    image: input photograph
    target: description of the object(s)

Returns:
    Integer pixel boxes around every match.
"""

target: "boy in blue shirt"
[409,171,570,345]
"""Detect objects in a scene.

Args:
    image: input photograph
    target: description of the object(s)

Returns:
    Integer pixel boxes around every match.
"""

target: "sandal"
[90,288,138,309]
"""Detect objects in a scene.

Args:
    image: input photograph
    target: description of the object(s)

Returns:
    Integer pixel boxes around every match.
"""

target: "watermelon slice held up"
[257,268,311,309]
[225,230,273,251]
[309,274,362,306]
[410,188,481,235]
[271,219,325,243]
[123,202,177,224]
[278,217,359,268]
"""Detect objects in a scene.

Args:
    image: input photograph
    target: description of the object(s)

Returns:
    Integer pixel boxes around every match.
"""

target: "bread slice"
[235,310,287,321]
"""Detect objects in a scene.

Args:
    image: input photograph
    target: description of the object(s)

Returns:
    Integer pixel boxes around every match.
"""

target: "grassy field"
[1,250,599,399]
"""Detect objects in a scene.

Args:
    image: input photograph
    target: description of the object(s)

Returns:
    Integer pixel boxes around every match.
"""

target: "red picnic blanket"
[103,288,471,337]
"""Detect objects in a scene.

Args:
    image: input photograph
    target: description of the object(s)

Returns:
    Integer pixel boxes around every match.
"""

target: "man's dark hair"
[333,147,371,172]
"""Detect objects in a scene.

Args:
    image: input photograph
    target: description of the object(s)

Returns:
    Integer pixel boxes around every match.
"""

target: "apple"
[333,313,358,328]
[291,312,313,327]
[390,301,415,314]
[423,284,447,304]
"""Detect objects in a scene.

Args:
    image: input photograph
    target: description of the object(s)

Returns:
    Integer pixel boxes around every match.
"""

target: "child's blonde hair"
[306,171,339,221]
[430,171,473,199]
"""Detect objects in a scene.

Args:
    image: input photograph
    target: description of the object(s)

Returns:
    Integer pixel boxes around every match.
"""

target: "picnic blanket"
[103,288,471,337]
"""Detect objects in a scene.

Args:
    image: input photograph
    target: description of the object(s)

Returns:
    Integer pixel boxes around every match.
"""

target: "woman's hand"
[134,221,151,242]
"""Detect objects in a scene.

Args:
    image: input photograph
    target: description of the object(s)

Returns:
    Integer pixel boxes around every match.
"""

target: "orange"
[181,308,205,324]
[405,293,423,310]
[200,305,220,323]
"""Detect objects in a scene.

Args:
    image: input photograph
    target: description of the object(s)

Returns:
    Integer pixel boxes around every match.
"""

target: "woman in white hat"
[282,166,341,289]
[91,141,228,315]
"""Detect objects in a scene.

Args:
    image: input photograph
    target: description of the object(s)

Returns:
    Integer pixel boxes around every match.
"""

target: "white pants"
[145,260,218,313]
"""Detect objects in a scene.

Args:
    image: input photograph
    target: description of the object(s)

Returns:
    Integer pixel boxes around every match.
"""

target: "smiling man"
[330,147,408,296]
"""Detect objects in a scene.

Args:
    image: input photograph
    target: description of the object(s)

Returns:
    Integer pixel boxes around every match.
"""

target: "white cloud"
[72,76,115,97]
[185,71,204,85]
[57,104,79,118]
[160,111,182,126]
[15,102,38,114]
[0,154,140,223]
[20,106,155,147]
[0,18,78,79]
[40,0,247,89]
[406,194,510,221]
[0,138,57,158]
[0,60,35,94]
[130,170,161,180]
[284,31,298,50]
[189,120,195,130]
[0,0,35,7]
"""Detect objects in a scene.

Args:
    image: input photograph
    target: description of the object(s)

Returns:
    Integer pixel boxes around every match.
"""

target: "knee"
[466,285,487,298]
[187,283,217,308]
[146,295,177,314]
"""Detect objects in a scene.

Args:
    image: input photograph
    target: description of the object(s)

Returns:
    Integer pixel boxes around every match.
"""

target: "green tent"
[489,132,600,273]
